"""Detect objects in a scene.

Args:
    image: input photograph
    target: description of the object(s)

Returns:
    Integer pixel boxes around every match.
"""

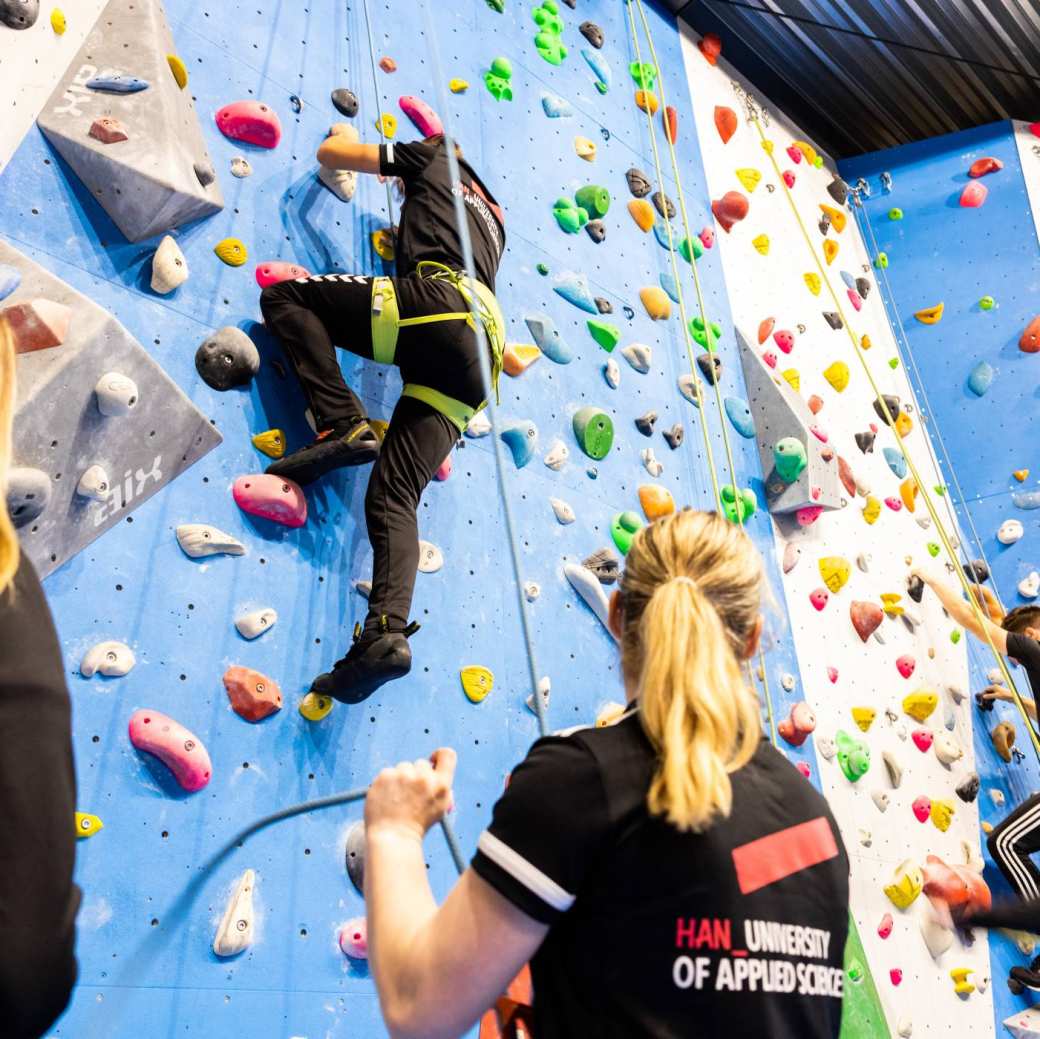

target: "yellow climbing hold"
[860,334,872,350]
[376,112,398,139]
[894,412,913,437]
[372,228,395,261]
[1014,469,1030,482]
[823,360,849,392]
[460,665,494,704]
[781,368,800,391]
[760,139,774,155]
[899,476,919,512]
[851,706,876,732]
[793,140,818,165]
[503,343,542,376]
[950,967,974,997]
[914,302,944,324]
[635,89,659,114]
[903,689,938,722]
[75,812,103,839]
[819,204,846,233]
[251,428,286,459]
[51,7,66,33]
[214,237,247,266]
[752,234,770,255]
[861,496,881,525]
[299,692,334,721]
[880,592,904,617]
[449,78,469,93]
[884,861,923,910]
[596,701,626,727]
[628,198,655,232]
[818,556,850,593]
[803,273,821,296]
[167,54,188,90]
[735,168,761,192]
[639,286,671,321]
[823,239,838,265]
[574,136,597,161]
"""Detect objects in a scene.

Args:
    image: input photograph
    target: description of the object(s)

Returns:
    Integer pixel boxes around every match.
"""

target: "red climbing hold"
[223,665,283,722]
[878,913,893,939]
[762,350,777,369]
[786,145,803,164]
[255,261,311,288]
[896,655,915,679]
[714,106,738,144]
[884,497,902,512]
[698,32,722,65]
[778,702,816,747]
[663,106,677,144]
[850,600,883,642]
[399,95,444,138]
[757,317,775,344]
[959,181,987,208]
[434,454,452,481]
[215,101,282,148]
[912,796,931,822]
[912,728,933,752]
[827,667,838,683]
[809,425,828,443]
[837,456,856,497]
[810,588,829,611]
[969,157,1003,178]
[890,969,903,986]
[773,329,795,354]
[712,191,748,232]
[782,170,796,188]
[808,395,823,415]
[1031,122,1040,138]
[1020,315,1040,354]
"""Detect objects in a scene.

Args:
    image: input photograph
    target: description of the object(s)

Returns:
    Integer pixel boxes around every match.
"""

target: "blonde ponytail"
[0,317,20,597]
[620,510,763,832]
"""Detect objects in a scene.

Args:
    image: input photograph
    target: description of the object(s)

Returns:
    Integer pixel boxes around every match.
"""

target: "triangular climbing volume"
[36,0,223,243]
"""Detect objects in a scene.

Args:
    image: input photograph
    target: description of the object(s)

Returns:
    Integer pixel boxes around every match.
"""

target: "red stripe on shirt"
[468,179,505,227]
[731,817,839,895]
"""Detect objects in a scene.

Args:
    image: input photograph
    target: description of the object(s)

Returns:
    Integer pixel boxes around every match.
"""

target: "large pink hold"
[398,95,444,138]
[434,454,452,481]
[215,101,282,149]
[255,261,311,288]
[233,474,308,528]
[128,708,212,792]
[959,181,987,208]
[795,505,823,526]
[778,701,816,747]
[338,917,368,959]
[2,298,72,354]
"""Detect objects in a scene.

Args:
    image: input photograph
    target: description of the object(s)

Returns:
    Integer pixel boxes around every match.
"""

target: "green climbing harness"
[370,260,505,433]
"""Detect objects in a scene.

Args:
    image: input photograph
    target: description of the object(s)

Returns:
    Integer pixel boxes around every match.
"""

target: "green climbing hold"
[927,542,940,557]
[532,0,567,64]
[611,511,644,555]
[835,729,870,783]
[888,208,903,221]
[537,262,549,276]
[679,236,703,264]
[934,484,946,496]
[572,406,614,460]
[575,184,610,218]
[587,319,620,352]
[773,437,807,483]
[629,61,656,90]
[846,958,864,985]
[484,56,513,100]
[689,315,721,351]
[813,155,824,169]
[553,196,588,233]
[950,629,962,645]
[888,358,899,369]
[719,484,757,525]
[874,252,889,269]
[979,295,995,310]
[594,81,608,95]
[485,0,505,10]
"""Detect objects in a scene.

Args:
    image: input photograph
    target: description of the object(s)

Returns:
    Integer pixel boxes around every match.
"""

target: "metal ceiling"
[667,0,1040,157]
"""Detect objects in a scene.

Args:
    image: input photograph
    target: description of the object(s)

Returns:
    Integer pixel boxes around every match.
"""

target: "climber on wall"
[362,511,850,1038]
[260,133,506,704]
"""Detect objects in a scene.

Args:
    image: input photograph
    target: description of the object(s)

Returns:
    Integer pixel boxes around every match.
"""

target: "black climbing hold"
[0,0,39,29]
[344,820,365,893]
[964,559,989,583]
[823,312,843,330]
[195,327,260,391]
[907,574,924,603]
[194,160,216,187]
[955,772,980,803]
[594,297,613,314]
[580,21,604,48]
[331,88,359,118]
[586,219,606,243]
[818,214,831,235]
[663,423,684,450]
[626,167,652,198]
[290,94,303,114]
[583,547,619,584]
[974,691,995,713]
[856,276,871,299]
[827,176,849,206]
[696,353,721,384]
[854,430,875,454]
[560,0,575,8]
[600,127,610,141]
[872,394,901,424]
[622,305,635,321]
[652,190,675,220]
[635,411,657,437]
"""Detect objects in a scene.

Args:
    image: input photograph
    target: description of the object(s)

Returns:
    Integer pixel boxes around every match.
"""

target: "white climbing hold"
[604,358,621,388]
[80,640,135,678]
[318,164,358,202]
[150,235,188,294]
[900,607,922,632]
[919,907,954,959]
[961,839,985,874]
[782,542,801,573]
[525,676,551,714]
[550,497,575,524]
[1020,571,1040,599]
[855,553,871,573]
[677,373,699,405]
[564,562,617,641]
[988,668,1003,685]
[641,448,663,477]
[230,156,252,178]
[235,608,277,640]
[896,1018,912,1038]
[998,519,1024,545]
[543,439,569,471]
[990,788,1006,806]
[76,464,111,501]
[816,735,836,760]
[417,540,443,573]
[946,684,967,705]
[934,731,963,767]
[465,412,491,438]
[176,523,246,558]
[524,581,541,602]
[871,790,889,812]
[94,372,138,416]
[916,515,931,530]
[780,673,796,692]
[354,579,372,599]
[882,750,902,787]
[213,869,255,958]
[859,828,872,848]
[621,342,652,373]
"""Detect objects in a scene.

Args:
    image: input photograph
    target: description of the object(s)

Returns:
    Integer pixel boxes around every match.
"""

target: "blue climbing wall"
[0,2,808,1036]
[842,122,1040,1028]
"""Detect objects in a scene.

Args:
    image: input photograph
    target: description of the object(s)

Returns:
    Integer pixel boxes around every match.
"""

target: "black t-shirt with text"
[379,140,505,289]
[472,706,850,1039]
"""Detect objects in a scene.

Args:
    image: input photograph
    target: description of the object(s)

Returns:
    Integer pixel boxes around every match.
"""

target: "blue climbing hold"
[501,421,538,468]
[524,312,573,364]
[660,272,679,304]
[724,397,755,439]
[882,446,907,479]
[653,217,677,251]
[839,270,856,291]
[86,73,149,93]
[967,360,993,397]
[1013,491,1040,510]
[553,271,598,314]
[0,265,21,302]
[582,48,610,90]
[541,92,574,118]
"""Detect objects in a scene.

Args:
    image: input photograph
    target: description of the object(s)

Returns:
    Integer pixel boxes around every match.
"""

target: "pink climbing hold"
[850,600,883,642]
[128,708,212,793]
[786,145,802,164]
[399,95,444,139]
[232,474,308,528]
[255,261,311,288]
[810,587,829,612]
[884,496,902,512]
[890,968,903,986]
[912,795,931,822]
[847,288,862,312]
[761,350,777,369]
[778,701,816,747]
[796,761,811,779]
[773,329,795,354]
[912,728,933,752]
[809,425,828,443]
[796,505,823,526]
[89,116,129,144]
[782,170,796,188]
[699,227,715,250]
[223,665,283,722]
[215,101,282,149]
[1,298,72,354]
[434,454,452,481]
[338,917,368,959]
[1029,122,1040,139]
[959,181,987,208]
[810,487,821,501]
[827,666,838,683]
[896,655,915,679]
[878,913,893,939]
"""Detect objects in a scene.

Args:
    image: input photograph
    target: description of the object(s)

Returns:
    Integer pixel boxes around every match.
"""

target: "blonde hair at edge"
[0,317,19,597]
[620,509,764,833]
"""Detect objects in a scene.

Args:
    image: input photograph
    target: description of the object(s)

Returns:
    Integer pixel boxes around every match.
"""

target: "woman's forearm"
[924,576,1008,653]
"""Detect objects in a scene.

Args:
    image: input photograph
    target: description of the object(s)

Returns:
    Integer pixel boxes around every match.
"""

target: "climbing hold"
[960,181,988,208]
[85,114,130,146]
[663,424,683,450]
[968,156,1003,179]
[1019,314,1040,353]
[850,601,883,642]
[816,736,836,760]
[575,185,611,221]
[909,795,931,823]
[459,665,494,704]
[128,708,211,792]
[395,95,443,140]
[627,199,657,235]
[780,674,796,693]
[329,88,360,119]
[73,464,110,503]
[638,484,675,522]
[677,373,699,406]
[818,557,850,593]
[992,720,1016,762]
[297,691,332,722]
[860,497,880,525]
[978,294,996,311]
[934,732,963,768]
[576,19,604,47]
[540,91,572,119]
[809,588,829,611]
[251,429,285,460]
[902,690,938,723]
[752,234,770,255]
[711,190,748,232]
[503,343,542,376]
[651,190,675,220]
[232,474,307,529]
[734,168,762,194]
[714,106,738,144]
[212,869,255,957]
[781,170,796,189]
[574,136,597,161]
[773,437,807,483]
[967,360,994,396]
[820,312,843,331]
[85,72,148,93]
[803,273,821,296]
[689,316,722,352]
[621,343,652,374]
[79,640,135,679]
[583,547,619,586]
[835,729,870,782]
[523,313,572,365]
[550,497,576,526]
[223,665,282,723]
[772,329,795,355]
[501,421,538,468]
[533,1,568,65]
[335,917,369,962]
[195,327,260,391]
[372,112,398,139]
[586,319,620,352]
[524,583,541,604]
[572,406,614,459]
[1,298,71,354]
[698,29,722,63]
[1014,491,1040,509]
[878,913,894,939]
[448,78,470,95]
[778,702,816,747]
[662,105,678,143]
[851,707,875,732]
[543,440,569,471]
[175,523,245,559]
[564,563,614,637]
[483,56,514,100]
[549,271,596,315]
[5,467,51,529]
[826,176,849,205]
[91,372,138,419]
[226,156,253,181]
[602,358,621,391]
[719,485,757,525]
[872,791,890,814]
[234,607,278,642]
[883,860,922,910]
[820,360,849,393]
[378,55,397,74]
[952,772,980,804]
[782,543,801,574]
[215,101,281,148]
[255,261,311,289]
[821,240,839,266]
[818,205,846,234]
[148,235,189,295]
[880,751,902,791]
[723,397,755,439]
[949,967,975,998]
[1019,571,1040,599]
[553,197,588,234]
[611,511,644,555]
[214,237,248,267]
[997,518,1024,544]
[914,302,944,324]
[628,60,656,91]
[634,89,659,114]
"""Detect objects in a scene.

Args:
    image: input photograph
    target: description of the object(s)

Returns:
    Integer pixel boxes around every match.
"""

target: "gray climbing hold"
[194,160,216,187]
[525,675,551,714]
[871,790,890,813]
[641,448,662,477]
[967,360,994,396]
[872,394,901,424]
[344,820,365,893]
[663,423,684,450]
[1013,491,1040,510]
[652,191,675,220]
[235,608,278,640]
[677,373,698,405]
[579,20,603,48]
[0,0,39,29]
[856,277,871,299]
[94,372,139,416]
[354,579,372,599]
[696,354,721,384]
[0,264,20,302]
[955,773,980,803]
[854,430,875,454]
[550,497,576,524]
[603,358,621,389]
[626,167,652,198]
[780,673,796,692]
[80,639,135,678]
[564,562,615,639]
[176,523,246,558]
[964,558,989,583]
[907,574,924,602]
[827,176,848,205]
[816,735,835,760]
[318,163,358,202]
[76,465,111,502]
[417,540,443,573]
[594,297,612,314]
[543,439,569,471]
[150,235,188,294]
[635,410,657,437]
[822,312,843,330]
[230,156,252,178]
[195,327,260,391]
[331,88,359,117]
[583,547,619,585]
[525,312,573,364]
[585,219,606,244]
[6,467,51,528]
[621,342,651,373]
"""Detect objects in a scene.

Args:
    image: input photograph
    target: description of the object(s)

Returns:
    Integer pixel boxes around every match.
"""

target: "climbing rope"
[750,115,1040,758]
[359,0,398,228]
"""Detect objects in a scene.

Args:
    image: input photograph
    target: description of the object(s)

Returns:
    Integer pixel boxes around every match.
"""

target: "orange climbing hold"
[698,32,722,65]
[1014,469,1030,482]
[714,105,738,144]
[860,334,872,350]
[628,199,655,232]
[663,106,678,144]
[639,484,676,521]
[894,412,913,437]
[823,239,838,265]
[503,343,542,376]
[899,476,919,513]
[1020,315,1040,353]
[635,89,659,114]
[639,286,671,321]
[914,302,944,324]
[819,204,846,233]
[758,317,775,344]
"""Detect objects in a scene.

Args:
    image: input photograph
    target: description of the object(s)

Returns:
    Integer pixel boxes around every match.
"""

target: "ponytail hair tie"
[670,575,698,590]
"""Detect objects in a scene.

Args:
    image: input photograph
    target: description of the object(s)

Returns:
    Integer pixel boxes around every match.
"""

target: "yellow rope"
[751,116,1040,758]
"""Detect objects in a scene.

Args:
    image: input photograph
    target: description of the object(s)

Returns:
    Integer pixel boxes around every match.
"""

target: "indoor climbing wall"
[841,120,1040,1034]
[0,2,807,1036]
[683,25,996,1038]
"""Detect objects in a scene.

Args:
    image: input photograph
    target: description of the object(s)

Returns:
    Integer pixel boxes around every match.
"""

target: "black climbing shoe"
[265,419,380,486]
[310,620,419,704]
[1009,955,1040,994]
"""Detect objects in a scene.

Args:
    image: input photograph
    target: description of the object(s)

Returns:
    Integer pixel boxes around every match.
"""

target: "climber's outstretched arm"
[913,569,1008,654]
[316,138,381,174]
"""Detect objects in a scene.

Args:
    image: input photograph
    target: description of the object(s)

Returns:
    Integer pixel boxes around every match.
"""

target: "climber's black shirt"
[379,140,505,290]
[1007,633,1040,696]
[472,705,850,1039]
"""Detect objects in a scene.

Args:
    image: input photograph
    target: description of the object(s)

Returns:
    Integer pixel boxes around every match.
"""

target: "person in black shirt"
[361,510,849,1039]
[0,317,80,1037]
[260,133,506,703]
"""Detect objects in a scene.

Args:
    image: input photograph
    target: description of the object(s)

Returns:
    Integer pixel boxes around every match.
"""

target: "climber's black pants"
[988,792,1040,900]
[260,273,487,636]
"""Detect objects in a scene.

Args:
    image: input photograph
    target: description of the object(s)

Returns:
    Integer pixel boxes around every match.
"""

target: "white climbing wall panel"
[1013,121,1040,249]
[681,24,995,1037]
[0,0,107,172]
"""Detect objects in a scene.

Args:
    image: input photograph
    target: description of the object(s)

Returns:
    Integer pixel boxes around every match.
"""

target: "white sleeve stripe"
[385,141,394,165]
[477,830,576,912]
